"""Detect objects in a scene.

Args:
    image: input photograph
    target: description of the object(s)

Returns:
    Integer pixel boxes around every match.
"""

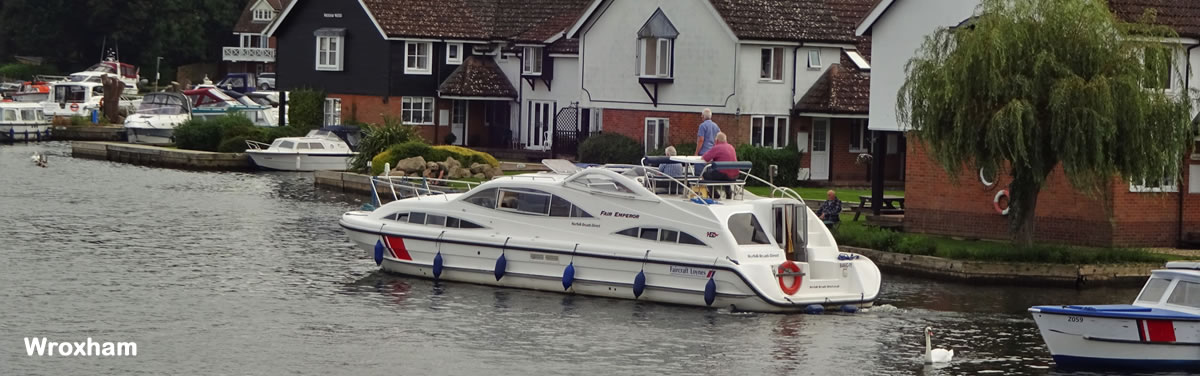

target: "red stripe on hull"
[384,236,412,261]
[1144,320,1176,342]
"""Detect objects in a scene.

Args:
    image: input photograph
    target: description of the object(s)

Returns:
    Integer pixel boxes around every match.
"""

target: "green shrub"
[649,142,697,157]
[735,144,802,186]
[368,141,500,175]
[175,114,257,152]
[435,145,499,167]
[578,133,642,164]
[350,116,423,172]
[370,150,395,175]
[285,88,325,130]
[0,63,58,80]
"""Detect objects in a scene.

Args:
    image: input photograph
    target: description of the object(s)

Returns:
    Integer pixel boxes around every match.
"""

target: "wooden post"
[871,131,886,216]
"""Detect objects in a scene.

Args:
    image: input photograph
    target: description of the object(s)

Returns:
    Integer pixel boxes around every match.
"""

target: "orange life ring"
[994,189,1010,215]
[777,260,803,295]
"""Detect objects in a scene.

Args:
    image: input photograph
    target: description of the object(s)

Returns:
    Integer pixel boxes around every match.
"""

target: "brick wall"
[329,93,443,143]
[830,118,870,183]
[601,109,741,152]
[905,140,1195,247]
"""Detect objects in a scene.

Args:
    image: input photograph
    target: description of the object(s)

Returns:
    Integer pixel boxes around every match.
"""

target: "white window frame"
[240,34,253,48]
[253,8,274,21]
[849,120,870,153]
[644,118,670,153]
[639,37,673,78]
[751,116,789,149]
[446,43,464,65]
[402,97,435,125]
[405,42,432,75]
[323,98,342,126]
[1131,175,1179,193]
[523,46,543,76]
[807,49,821,70]
[315,35,343,71]
[760,47,784,82]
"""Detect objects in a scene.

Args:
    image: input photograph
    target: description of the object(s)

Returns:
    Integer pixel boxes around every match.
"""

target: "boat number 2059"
[1067,316,1084,323]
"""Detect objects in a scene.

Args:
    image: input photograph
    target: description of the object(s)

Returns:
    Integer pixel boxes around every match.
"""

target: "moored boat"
[0,102,51,142]
[1030,261,1200,370]
[124,92,191,145]
[339,160,882,312]
[245,128,358,171]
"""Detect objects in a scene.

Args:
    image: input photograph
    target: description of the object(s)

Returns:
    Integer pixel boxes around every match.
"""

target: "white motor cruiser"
[184,88,277,127]
[69,59,139,95]
[0,102,51,142]
[340,160,882,313]
[42,82,139,120]
[124,92,191,145]
[1029,261,1200,370]
[245,129,357,171]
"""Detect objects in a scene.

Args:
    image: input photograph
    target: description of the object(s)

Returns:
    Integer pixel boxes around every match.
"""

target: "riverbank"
[71,141,250,170]
[53,126,126,141]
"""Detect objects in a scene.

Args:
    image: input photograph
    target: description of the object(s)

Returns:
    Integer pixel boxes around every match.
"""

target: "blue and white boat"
[1029,261,1200,370]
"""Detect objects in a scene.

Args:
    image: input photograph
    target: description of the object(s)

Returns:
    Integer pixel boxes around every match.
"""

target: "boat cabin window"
[499,188,551,215]
[296,143,310,150]
[2,110,15,121]
[409,212,426,224]
[309,143,325,150]
[1167,280,1200,309]
[728,213,772,245]
[464,188,498,208]
[426,214,447,227]
[392,212,485,229]
[385,212,410,222]
[53,86,88,102]
[1137,277,1171,303]
[278,141,295,150]
[548,195,593,218]
[616,227,707,246]
[20,109,37,121]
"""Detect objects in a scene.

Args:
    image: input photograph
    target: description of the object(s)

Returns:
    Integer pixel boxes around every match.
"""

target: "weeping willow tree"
[899,0,1195,245]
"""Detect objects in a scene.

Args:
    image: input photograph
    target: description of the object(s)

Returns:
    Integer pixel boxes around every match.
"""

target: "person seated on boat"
[659,146,686,194]
[701,132,738,199]
[817,190,842,227]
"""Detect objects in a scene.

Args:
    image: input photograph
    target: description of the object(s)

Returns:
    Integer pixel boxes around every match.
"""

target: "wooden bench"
[853,195,905,221]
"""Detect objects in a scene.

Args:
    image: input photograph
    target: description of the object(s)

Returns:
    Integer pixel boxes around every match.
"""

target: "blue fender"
[562,262,575,290]
[704,277,717,306]
[841,304,859,314]
[494,253,507,281]
[433,252,444,280]
[633,270,646,298]
[373,240,384,266]
[805,304,824,315]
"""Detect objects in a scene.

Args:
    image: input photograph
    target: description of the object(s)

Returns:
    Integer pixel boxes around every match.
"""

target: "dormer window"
[253,8,275,21]
[637,9,679,79]
[522,47,543,76]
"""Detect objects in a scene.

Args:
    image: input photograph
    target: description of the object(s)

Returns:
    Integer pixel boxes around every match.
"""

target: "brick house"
[223,0,291,75]
[858,0,1200,247]
[567,0,900,186]
[266,0,592,153]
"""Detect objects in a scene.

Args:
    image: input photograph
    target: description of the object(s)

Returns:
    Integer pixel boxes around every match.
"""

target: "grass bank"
[833,214,1179,265]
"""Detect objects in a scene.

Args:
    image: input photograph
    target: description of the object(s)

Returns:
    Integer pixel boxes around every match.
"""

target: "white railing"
[222,47,276,63]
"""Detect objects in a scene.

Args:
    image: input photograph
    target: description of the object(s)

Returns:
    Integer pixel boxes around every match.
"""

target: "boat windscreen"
[1166,280,1200,309]
[728,213,772,245]
[1138,277,1171,303]
[52,85,88,102]
[86,63,116,74]
[138,95,187,114]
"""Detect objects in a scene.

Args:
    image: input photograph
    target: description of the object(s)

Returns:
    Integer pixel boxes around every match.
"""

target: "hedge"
[349,116,423,172]
[175,114,308,152]
[0,63,58,80]
[286,88,325,129]
[578,133,642,164]
[369,141,499,175]
[735,144,802,186]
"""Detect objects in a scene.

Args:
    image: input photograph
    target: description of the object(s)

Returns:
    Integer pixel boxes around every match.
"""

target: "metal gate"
[552,104,580,158]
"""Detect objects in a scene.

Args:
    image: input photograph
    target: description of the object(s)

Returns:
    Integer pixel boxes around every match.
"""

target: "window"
[402,97,435,125]
[616,227,706,246]
[409,212,427,225]
[1137,278,1171,303]
[446,43,463,65]
[679,232,705,245]
[640,37,673,78]
[751,116,789,149]
[241,34,259,48]
[548,196,592,218]
[1130,174,1178,193]
[323,98,342,126]
[253,8,274,21]
[315,35,343,71]
[522,47,543,75]
[807,49,821,69]
[639,228,659,241]
[1167,280,1200,308]
[405,42,432,74]
[20,109,37,121]
[426,215,447,227]
[278,140,295,149]
[728,213,772,245]
[309,143,325,150]
[386,212,410,222]
[849,119,870,152]
[2,110,15,121]
[451,100,466,125]
[1143,47,1173,90]
[465,188,498,208]
[498,188,552,215]
[644,118,669,154]
[760,47,784,81]
[296,143,310,150]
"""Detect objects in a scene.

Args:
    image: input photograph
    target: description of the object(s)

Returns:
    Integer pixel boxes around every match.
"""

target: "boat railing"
[368,171,479,205]
[740,173,807,207]
[638,168,708,203]
[245,140,271,150]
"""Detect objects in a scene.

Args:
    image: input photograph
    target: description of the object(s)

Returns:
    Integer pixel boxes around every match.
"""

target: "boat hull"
[342,217,879,313]
[246,151,353,171]
[0,124,52,142]
[1031,307,1200,370]
[126,128,175,145]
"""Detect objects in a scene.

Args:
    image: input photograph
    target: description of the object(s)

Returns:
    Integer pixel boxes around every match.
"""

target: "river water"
[0,142,1182,375]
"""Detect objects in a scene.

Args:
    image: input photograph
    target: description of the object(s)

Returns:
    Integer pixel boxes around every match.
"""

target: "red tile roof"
[709,0,876,43]
[233,0,291,34]
[359,0,590,42]
[437,56,519,98]
[794,55,871,114]
[1109,0,1200,38]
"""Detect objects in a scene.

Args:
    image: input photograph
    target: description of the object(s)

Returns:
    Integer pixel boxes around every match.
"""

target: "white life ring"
[993,189,1010,216]
[979,167,996,188]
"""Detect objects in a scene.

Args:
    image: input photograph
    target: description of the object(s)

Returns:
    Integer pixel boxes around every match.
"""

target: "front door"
[451,100,467,146]
[527,101,553,149]
[810,118,830,180]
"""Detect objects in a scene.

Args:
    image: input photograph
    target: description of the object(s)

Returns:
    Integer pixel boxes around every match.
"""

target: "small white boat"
[339,160,882,313]
[1030,261,1200,370]
[245,129,357,171]
[69,59,139,95]
[42,81,139,120]
[124,92,191,145]
[0,102,51,142]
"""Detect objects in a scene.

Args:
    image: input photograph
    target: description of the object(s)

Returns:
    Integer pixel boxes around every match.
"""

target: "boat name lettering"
[707,232,718,238]
[809,284,840,289]
[746,253,780,259]
[599,211,640,219]
[571,222,599,228]
[669,265,715,279]
[1067,316,1083,323]
[323,13,343,18]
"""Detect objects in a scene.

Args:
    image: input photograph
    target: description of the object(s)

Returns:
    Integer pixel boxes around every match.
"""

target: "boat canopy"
[137,92,190,115]
[183,88,237,108]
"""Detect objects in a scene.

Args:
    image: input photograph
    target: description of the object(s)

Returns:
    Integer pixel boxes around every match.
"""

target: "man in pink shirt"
[701,132,738,198]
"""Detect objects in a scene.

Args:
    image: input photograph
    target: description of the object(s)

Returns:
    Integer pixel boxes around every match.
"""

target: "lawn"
[832,214,1179,265]
[745,186,903,202]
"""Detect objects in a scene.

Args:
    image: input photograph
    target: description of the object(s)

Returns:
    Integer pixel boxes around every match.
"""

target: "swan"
[924,326,954,364]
